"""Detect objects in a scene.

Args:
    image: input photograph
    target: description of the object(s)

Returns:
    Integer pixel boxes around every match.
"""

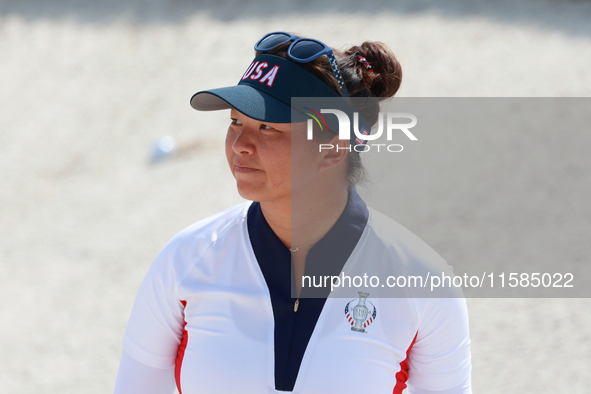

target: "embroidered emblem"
[344,292,377,333]
[241,61,280,87]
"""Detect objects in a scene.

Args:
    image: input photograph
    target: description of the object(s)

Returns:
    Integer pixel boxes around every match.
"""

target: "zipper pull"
[294,299,299,312]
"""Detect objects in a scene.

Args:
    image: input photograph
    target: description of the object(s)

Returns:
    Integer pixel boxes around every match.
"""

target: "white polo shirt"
[122,188,471,393]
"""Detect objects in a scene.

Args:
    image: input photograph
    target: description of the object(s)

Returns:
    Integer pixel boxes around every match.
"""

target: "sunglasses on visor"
[254,32,350,98]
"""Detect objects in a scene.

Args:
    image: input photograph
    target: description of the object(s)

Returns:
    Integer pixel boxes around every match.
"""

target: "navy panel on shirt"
[247,187,369,391]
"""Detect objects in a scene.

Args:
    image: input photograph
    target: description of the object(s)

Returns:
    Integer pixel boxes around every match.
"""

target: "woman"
[114,32,472,394]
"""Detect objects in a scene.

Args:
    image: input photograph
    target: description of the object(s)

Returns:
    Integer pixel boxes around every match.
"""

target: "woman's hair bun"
[342,41,402,98]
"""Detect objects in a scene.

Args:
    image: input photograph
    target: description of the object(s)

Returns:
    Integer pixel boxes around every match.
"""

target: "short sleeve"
[122,244,186,369]
[407,297,472,392]
[113,349,176,394]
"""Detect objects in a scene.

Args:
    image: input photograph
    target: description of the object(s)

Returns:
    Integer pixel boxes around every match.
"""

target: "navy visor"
[190,54,342,123]
[190,54,373,147]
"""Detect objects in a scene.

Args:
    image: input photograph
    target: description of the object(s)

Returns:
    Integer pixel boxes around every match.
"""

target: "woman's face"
[226,109,348,208]
[226,109,308,204]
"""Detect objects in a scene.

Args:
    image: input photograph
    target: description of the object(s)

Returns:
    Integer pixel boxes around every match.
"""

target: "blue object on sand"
[150,136,176,163]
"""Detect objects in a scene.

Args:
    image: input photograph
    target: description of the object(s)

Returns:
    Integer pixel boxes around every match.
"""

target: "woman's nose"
[231,127,256,155]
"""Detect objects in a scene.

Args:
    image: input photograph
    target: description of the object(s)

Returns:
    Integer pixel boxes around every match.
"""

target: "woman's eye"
[231,118,242,125]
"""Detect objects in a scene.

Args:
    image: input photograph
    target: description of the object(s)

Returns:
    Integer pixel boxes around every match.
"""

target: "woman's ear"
[318,134,350,171]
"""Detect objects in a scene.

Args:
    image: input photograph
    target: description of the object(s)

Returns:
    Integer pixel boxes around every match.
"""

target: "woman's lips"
[234,165,260,173]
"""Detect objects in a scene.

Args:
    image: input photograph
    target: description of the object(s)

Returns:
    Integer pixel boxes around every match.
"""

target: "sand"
[1,0,590,392]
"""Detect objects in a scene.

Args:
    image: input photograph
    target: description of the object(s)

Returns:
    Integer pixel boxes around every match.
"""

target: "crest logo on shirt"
[344,292,377,333]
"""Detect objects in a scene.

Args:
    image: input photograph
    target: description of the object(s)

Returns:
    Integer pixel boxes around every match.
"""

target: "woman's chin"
[235,182,264,202]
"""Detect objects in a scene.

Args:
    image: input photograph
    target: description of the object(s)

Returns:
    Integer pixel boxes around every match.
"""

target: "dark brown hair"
[257,37,403,185]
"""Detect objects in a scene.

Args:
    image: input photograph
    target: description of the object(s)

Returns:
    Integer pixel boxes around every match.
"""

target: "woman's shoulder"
[179,201,251,239]
[363,207,466,306]
[148,202,252,275]
[363,208,456,287]
[365,208,445,264]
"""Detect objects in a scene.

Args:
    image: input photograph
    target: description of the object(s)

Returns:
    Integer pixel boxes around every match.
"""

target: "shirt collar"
[247,186,369,299]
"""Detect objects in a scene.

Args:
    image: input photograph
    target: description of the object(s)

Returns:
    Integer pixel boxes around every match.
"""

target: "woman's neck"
[260,186,349,250]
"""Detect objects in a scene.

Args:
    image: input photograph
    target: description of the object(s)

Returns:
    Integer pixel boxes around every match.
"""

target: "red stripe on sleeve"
[393,332,418,394]
[175,300,188,394]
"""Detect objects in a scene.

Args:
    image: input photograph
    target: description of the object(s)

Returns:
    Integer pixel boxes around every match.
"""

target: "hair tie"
[355,55,374,73]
